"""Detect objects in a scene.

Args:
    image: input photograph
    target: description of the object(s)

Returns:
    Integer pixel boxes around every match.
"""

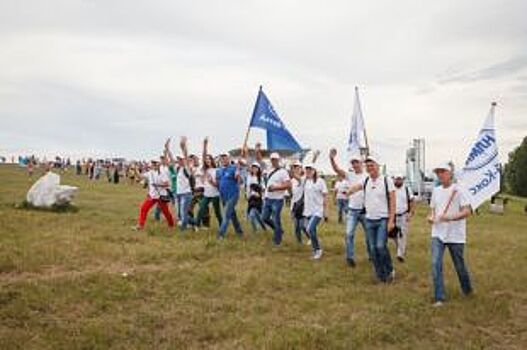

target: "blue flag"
[249,88,303,152]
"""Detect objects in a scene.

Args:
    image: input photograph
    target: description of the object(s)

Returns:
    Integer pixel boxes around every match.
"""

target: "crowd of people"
[130,136,473,307]
[11,138,474,306]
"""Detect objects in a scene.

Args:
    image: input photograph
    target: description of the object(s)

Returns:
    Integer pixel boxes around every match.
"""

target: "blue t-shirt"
[216,165,240,200]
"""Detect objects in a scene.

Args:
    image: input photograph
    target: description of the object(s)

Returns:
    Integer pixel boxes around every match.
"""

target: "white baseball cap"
[392,173,405,179]
[292,160,302,167]
[349,154,362,162]
[251,162,261,168]
[433,161,452,172]
[304,163,316,170]
[364,155,379,164]
[270,152,280,160]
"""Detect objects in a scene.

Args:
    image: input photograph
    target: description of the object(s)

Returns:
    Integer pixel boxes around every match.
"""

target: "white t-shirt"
[176,166,192,195]
[245,174,260,194]
[303,178,328,218]
[147,170,169,199]
[290,177,305,208]
[395,185,414,215]
[203,168,219,198]
[430,184,470,244]
[347,171,366,210]
[334,180,350,200]
[264,167,290,200]
[194,168,205,190]
[363,175,395,220]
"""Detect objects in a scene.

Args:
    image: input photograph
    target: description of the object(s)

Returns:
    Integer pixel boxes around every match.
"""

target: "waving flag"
[458,102,500,209]
[347,87,368,158]
[248,87,303,152]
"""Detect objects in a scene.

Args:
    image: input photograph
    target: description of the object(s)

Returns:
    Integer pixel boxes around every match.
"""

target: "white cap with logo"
[270,152,280,160]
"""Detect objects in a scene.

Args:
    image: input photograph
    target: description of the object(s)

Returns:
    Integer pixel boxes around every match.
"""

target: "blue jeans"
[177,192,194,230]
[365,218,393,282]
[261,198,285,245]
[293,216,309,243]
[218,195,243,238]
[431,237,473,302]
[336,198,349,223]
[306,216,322,252]
[345,209,370,261]
[248,207,265,232]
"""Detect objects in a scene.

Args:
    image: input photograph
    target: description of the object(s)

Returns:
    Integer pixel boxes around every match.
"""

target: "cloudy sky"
[1,0,526,172]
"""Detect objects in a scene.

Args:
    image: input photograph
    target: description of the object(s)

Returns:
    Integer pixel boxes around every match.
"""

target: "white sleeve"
[430,188,437,209]
[321,180,328,194]
[386,176,396,192]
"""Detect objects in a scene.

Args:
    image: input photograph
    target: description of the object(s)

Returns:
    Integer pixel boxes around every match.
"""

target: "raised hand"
[164,138,171,150]
[329,148,337,159]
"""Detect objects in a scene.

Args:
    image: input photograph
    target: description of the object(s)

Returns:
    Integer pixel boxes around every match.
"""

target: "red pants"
[138,196,175,228]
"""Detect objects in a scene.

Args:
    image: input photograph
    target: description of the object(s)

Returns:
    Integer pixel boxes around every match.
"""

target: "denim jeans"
[248,207,266,232]
[293,216,309,243]
[336,198,349,223]
[177,192,194,230]
[346,209,370,261]
[365,218,393,282]
[306,216,322,252]
[218,194,243,238]
[431,237,473,302]
[261,198,285,245]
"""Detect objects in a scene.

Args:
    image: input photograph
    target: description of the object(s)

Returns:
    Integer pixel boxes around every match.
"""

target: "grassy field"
[0,164,526,349]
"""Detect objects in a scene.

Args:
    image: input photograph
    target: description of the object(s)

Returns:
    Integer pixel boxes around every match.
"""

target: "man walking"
[329,149,369,267]
[261,152,291,245]
[393,174,415,262]
[427,162,473,306]
[348,156,396,283]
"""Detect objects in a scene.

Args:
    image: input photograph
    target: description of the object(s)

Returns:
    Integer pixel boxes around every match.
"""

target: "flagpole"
[242,85,263,152]
[356,86,370,157]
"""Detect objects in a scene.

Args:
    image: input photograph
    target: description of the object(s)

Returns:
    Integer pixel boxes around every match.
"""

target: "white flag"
[347,87,368,158]
[459,102,500,209]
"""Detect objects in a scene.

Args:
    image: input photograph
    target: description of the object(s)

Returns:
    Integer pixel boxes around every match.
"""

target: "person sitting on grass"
[134,159,175,231]
[427,161,473,307]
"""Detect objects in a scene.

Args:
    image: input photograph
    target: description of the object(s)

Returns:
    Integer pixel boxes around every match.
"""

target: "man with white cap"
[261,152,291,245]
[427,161,473,307]
[393,173,415,262]
[347,155,396,283]
[329,149,370,267]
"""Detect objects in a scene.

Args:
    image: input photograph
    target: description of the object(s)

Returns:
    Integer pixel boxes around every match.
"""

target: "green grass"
[0,164,526,349]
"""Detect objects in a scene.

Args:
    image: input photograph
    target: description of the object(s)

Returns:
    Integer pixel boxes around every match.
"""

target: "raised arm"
[329,148,346,178]
[164,138,175,165]
[179,136,189,166]
[311,150,321,164]
[202,137,209,168]
[255,142,264,163]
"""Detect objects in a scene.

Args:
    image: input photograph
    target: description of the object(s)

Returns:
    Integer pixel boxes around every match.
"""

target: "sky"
[1,0,526,173]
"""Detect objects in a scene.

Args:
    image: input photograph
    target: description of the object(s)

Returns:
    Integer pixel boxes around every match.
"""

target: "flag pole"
[356,86,370,157]
[242,85,262,152]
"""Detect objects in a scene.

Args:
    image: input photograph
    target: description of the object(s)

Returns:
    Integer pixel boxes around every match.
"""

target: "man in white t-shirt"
[329,150,369,267]
[427,162,473,306]
[393,174,415,262]
[333,174,350,224]
[261,152,291,245]
[348,155,396,283]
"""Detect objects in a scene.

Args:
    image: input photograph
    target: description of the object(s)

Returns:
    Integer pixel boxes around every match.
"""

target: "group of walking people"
[133,136,473,306]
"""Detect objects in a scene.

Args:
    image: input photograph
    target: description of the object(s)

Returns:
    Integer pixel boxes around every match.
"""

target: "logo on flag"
[459,103,500,209]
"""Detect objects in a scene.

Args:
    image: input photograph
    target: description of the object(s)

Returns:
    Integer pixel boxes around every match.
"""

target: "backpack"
[363,176,399,238]
[179,166,196,192]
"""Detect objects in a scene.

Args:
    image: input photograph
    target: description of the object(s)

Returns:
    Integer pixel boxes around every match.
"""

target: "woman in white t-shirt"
[290,161,310,244]
[427,162,473,306]
[303,164,328,260]
[195,137,222,228]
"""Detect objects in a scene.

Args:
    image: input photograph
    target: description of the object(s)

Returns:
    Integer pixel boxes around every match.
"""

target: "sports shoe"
[312,249,323,260]
[397,256,405,263]
[131,225,143,231]
[432,301,444,308]
[347,258,356,267]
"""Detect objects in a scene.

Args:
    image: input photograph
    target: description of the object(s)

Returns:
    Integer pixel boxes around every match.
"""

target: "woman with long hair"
[246,162,266,232]
[195,137,222,228]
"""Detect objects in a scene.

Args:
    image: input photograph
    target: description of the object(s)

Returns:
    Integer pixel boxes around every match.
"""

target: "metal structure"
[405,138,429,199]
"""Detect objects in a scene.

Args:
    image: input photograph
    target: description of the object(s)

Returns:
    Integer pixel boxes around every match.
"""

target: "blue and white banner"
[249,87,303,153]
[347,87,368,158]
[459,102,500,210]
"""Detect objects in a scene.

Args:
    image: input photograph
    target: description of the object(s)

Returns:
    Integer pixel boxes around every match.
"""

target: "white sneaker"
[312,249,323,260]
[433,301,444,308]
[391,269,396,280]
